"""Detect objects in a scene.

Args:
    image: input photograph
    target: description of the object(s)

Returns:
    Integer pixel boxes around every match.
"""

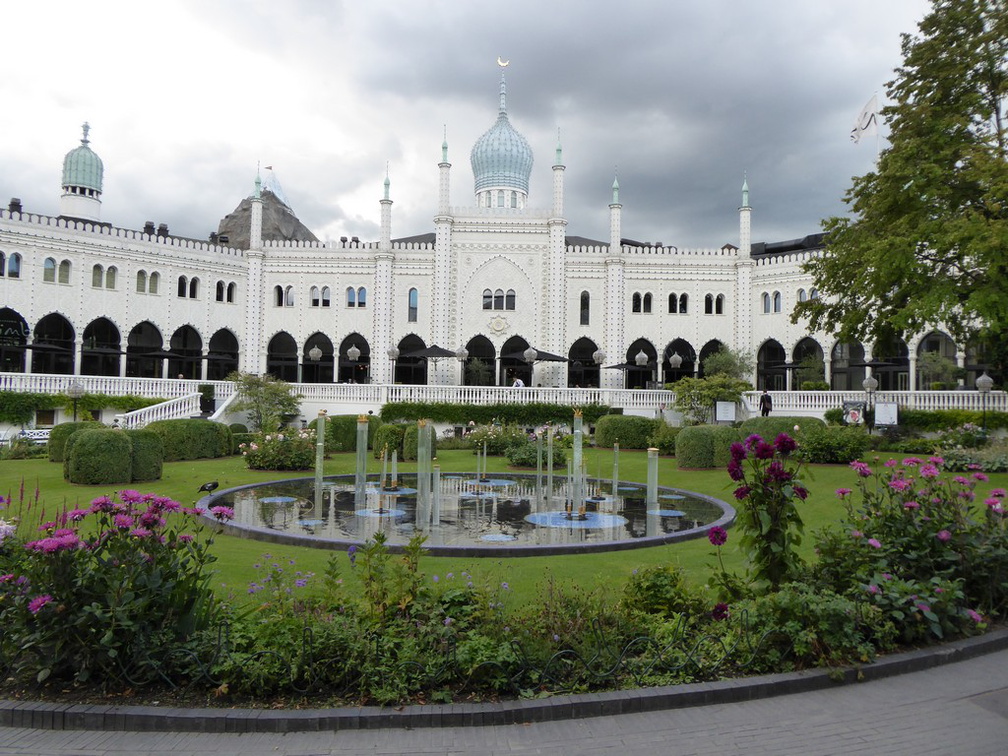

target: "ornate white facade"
[0,77,970,394]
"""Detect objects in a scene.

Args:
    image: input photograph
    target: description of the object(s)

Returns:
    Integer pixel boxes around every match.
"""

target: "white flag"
[851,95,879,143]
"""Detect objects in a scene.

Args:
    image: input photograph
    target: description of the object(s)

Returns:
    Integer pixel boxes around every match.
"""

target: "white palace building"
[0,75,994,428]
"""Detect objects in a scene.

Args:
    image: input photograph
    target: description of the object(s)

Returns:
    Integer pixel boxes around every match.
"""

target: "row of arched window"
[629,292,727,315]
[177,275,200,299]
[762,288,819,314]
[0,251,22,278]
[136,270,160,294]
[483,289,516,311]
[477,190,522,209]
[215,280,238,303]
[276,286,369,309]
[43,257,71,284]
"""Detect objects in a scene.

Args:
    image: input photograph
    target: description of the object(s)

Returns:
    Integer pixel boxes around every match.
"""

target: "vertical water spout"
[355,415,369,509]
[314,410,327,511]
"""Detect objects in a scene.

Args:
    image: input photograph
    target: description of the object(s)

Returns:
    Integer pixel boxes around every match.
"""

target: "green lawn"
[3,450,1005,608]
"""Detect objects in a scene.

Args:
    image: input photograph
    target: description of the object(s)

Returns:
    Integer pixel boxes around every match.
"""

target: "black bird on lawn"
[198,481,219,494]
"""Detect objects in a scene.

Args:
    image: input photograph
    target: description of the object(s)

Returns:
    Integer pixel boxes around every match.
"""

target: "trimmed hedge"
[648,422,682,455]
[145,419,232,461]
[676,425,717,469]
[65,429,133,484]
[125,429,164,482]
[506,439,567,468]
[797,425,870,464]
[823,407,1008,432]
[48,421,100,462]
[594,415,659,449]
[711,425,744,467]
[380,401,610,426]
[310,413,382,453]
[373,423,408,459]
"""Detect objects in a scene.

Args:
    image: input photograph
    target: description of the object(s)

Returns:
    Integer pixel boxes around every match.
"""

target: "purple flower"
[766,460,792,482]
[919,464,940,479]
[990,488,1006,498]
[867,538,881,549]
[849,461,872,478]
[711,602,730,621]
[707,526,728,547]
[727,460,745,481]
[209,506,234,522]
[295,578,308,588]
[888,478,913,492]
[178,533,194,543]
[972,472,989,482]
[936,529,952,542]
[754,440,776,460]
[501,582,509,590]
[867,584,879,595]
[443,617,453,626]
[113,513,133,530]
[928,456,945,467]
[884,459,898,468]
[733,485,751,501]
[902,457,922,467]
[835,488,852,499]
[916,602,931,613]
[903,500,920,510]
[966,609,984,623]
[432,574,439,583]
[28,594,53,614]
[729,442,747,462]
[744,434,763,451]
[774,433,797,455]
[793,485,809,500]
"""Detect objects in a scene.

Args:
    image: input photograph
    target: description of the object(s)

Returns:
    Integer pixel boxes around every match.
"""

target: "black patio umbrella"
[140,349,184,360]
[503,348,569,362]
[402,344,457,360]
[83,346,126,355]
[850,359,894,368]
[603,362,639,370]
[23,342,70,352]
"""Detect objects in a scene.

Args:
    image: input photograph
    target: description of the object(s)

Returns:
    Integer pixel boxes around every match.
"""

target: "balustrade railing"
[114,393,202,430]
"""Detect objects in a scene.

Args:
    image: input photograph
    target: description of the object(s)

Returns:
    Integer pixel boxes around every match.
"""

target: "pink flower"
[867,538,881,549]
[113,514,133,530]
[902,457,922,467]
[972,472,990,482]
[178,533,194,543]
[849,461,872,478]
[966,609,984,624]
[919,464,940,479]
[835,488,852,499]
[928,456,945,466]
[990,488,1006,499]
[851,530,863,539]
[903,500,920,510]
[936,529,951,542]
[888,478,913,492]
[28,594,53,614]
[884,459,898,468]
[867,584,879,595]
[210,506,234,522]
[916,602,931,613]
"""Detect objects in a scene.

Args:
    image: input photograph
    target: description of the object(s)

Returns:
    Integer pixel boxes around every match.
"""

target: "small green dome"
[62,123,103,193]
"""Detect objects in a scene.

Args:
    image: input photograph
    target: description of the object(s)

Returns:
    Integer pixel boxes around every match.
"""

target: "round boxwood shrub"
[48,421,98,463]
[145,419,232,461]
[373,423,408,459]
[675,425,717,469]
[594,415,659,449]
[711,425,744,467]
[797,425,870,464]
[66,429,133,484]
[228,422,249,434]
[125,429,164,482]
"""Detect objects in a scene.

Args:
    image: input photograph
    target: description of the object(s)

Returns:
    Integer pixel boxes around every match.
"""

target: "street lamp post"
[387,346,399,384]
[66,380,85,422]
[862,374,879,434]
[592,348,606,389]
[455,346,468,386]
[523,346,537,386]
[668,351,683,385]
[977,371,994,430]
[346,343,360,383]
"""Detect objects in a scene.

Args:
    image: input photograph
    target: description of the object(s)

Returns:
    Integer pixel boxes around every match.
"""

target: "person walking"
[759,389,772,417]
[511,374,525,388]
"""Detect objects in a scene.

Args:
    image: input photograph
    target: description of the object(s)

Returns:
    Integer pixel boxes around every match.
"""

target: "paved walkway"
[2,646,1007,755]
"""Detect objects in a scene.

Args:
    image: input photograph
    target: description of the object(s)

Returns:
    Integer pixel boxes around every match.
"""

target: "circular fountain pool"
[203,474,734,557]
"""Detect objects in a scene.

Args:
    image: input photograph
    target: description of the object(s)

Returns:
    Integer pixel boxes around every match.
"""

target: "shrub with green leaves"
[125,429,164,482]
[740,416,824,438]
[239,428,316,470]
[373,423,408,459]
[145,418,231,461]
[505,439,567,468]
[48,421,98,463]
[0,490,225,685]
[797,425,869,464]
[466,423,530,456]
[622,564,705,618]
[594,414,659,449]
[676,425,717,468]
[401,422,438,461]
[648,422,682,455]
[65,429,133,484]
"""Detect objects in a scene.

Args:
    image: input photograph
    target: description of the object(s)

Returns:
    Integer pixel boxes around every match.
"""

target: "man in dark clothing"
[759,390,772,417]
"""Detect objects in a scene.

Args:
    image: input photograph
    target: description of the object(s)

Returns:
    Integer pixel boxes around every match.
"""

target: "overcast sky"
[0,0,931,249]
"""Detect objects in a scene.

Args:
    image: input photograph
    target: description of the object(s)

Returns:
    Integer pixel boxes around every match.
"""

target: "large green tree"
[226,372,303,432]
[794,0,1008,375]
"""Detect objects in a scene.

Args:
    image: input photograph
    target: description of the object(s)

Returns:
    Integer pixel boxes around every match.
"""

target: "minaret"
[375,169,396,382]
[544,130,568,377]
[433,134,454,381]
[603,175,626,389]
[243,171,266,373]
[59,122,104,223]
[735,175,755,371]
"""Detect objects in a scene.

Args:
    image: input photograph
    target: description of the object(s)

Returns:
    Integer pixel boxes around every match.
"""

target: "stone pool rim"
[198,474,736,558]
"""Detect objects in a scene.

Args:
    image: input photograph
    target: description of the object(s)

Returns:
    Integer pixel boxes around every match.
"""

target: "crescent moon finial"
[497,56,510,67]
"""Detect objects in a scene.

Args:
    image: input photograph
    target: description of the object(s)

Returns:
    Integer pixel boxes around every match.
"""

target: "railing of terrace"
[113,393,202,430]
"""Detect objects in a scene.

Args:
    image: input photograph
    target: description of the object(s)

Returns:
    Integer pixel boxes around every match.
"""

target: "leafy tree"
[701,346,754,381]
[794,0,1008,377]
[673,375,752,425]
[226,372,302,432]
[465,357,492,386]
[917,350,962,388]
[794,353,826,389]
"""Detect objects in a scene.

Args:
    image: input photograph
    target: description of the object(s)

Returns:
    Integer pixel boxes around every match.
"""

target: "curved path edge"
[3,627,1007,734]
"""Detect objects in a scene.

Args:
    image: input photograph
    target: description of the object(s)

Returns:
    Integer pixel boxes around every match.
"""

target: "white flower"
[0,519,15,545]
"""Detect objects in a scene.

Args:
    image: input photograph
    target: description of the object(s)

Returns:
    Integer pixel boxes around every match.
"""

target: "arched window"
[668,292,678,314]
[505,289,515,310]
[797,288,807,302]
[346,286,356,307]
[189,277,199,299]
[762,292,771,313]
[148,272,159,294]
[136,270,147,293]
[227,282,237,303]
[483,289,493,309]
[510,191,517,208]
[58,260,71,284]
[494,289,504,310]
[773,291,782,313]
[632,292,642,313]
[497,190,504,207]
[809,288,819,300]
[320,286,330,307]
[92,264,104,288]
[679,293,688,313]
[284,285,294,307]
[216,281,226,302]
[704,294,714,314]
[44,258,56,283]
[356,287,366,308]
[408,287,418,322]
[105,266,116,289]
[715,293,724,315]
[274,285,284,307]
[310,286,320,307]
[177,275,188,298]
[643,293,652,313]
[0,251,4,276]
[7,253,20,279]
[580,291,590,325]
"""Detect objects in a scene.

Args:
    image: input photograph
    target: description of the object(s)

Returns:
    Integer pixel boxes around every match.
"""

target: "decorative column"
[603,177,625,389]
